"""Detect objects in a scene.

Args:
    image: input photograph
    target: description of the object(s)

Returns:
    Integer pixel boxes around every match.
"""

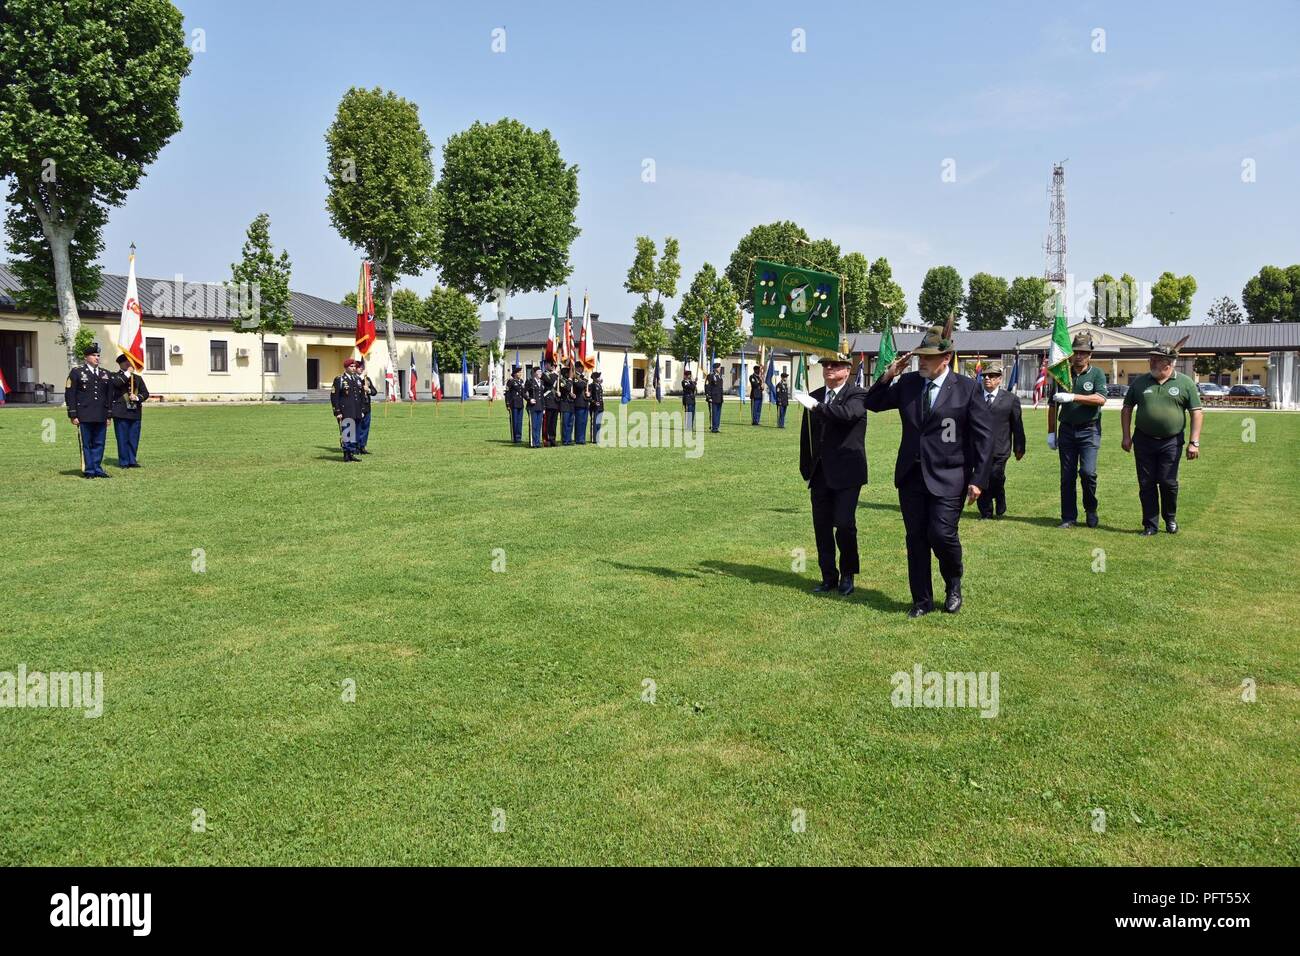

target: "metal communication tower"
[1044,161,1067,299]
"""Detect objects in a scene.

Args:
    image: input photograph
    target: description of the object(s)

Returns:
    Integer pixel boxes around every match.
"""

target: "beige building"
[0,266,434,403]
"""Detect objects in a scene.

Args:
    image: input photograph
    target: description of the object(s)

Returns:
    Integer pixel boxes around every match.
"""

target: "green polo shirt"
[1123,371,1202,438]
[1057,365,1108,426]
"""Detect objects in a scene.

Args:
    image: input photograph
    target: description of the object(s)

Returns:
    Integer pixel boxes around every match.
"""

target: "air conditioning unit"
[170,344,183,355]
[236,348,250,358]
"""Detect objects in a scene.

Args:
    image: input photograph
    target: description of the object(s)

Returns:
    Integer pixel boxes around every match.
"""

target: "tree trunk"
[494,291,508,400]
[45,222,81,369]
[383,278,400,400]
[260,331,266,404]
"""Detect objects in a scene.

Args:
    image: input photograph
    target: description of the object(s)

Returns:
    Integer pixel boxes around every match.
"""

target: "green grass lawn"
[1,399,1296,866]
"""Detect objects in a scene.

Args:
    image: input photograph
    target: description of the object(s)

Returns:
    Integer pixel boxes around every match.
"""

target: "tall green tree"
[724,221,840,314]
[626,235,680,384]
[0,0,192,365]
[864,257,908,332]
[1089,273,1140,326]
[228,213,293,404]
[1241,265,1297,323]
[840,252,871,333]
[1006,276,1054,329]
[1206,295,1243,325]
[3,203,106,322]
[964,272,1009,330]
[918,266,963,325]
[436,118,579,395]
[422,285,482,381]
[1089,273,1116,323]
[325,86,440,377]
[1150,272,1197,326]
[670,264,744,364]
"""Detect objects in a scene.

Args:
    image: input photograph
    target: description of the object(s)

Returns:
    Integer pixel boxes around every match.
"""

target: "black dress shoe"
[837,575,854,596]
[1165,520,1178,534]
[1057,520,1075,529]
[943,580,963,614]
[811,582,836,594]
[359,449,371,455]
[1086,512,1099,528]
[1139,527,1158,536]
[907,603,932,619]
[977,512,992,520]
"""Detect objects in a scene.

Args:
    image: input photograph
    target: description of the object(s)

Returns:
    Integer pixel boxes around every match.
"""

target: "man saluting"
[799,350,869,596]
[864,318,992,617]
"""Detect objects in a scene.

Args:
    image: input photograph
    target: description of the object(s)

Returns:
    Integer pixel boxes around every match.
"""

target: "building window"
[665,359,673,378]
[145,337,166,372]
[210,340,228,373]
[263,342,280,374]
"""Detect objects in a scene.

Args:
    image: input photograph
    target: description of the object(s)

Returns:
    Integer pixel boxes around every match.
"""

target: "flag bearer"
[589,371,605,443]
[681,369,698,431]
[331,358,364,462]
[110,353,150,468]
[65,342,113,478]
[573,366,590,445]
[559,365,576,445]
[1121,337,1202,536]
[749,365,764,424]
[506,365,525,443]
[775,372,790,428]
[542,359,560,447]
[706,361,725,433]
[525,366,546,447]
[354,358,378,454]
[1048,333,1108,528]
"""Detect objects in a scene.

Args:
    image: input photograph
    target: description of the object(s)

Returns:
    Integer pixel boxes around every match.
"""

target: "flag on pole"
[1047,294,1074,391]
[578,293,596,371]
[620,352,631,405]
[739,351,747,402]
[974,358,984,384]
[546,294,559,364]
[355,261,376,358]
[653,353,662,402]
[698,314,709,378]
[116,250,145,370]
[0,367,9,404]
[430,352,442,401]
[1007,357,1020,392]
[765,350,778,401]
[1033,359,1049,407]
[384,365,397,401]
[855,351,866,388]
[563,296,576,369]
[460,351,469,401]
[794,352,807,390]
[876,317,898,381]
[408,354,418,401]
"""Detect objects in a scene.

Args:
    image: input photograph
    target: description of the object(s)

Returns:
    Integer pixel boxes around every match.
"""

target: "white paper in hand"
[793,390,818,410]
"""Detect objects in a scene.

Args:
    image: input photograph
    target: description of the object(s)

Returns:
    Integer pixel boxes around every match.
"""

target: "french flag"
[0,366,9,404]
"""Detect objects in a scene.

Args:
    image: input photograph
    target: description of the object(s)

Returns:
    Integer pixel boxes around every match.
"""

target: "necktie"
[922,382,933,418]
[986,392,993,405]
[826,388,836,405]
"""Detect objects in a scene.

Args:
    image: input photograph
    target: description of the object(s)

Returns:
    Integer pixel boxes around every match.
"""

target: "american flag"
[1033,359,1048,407]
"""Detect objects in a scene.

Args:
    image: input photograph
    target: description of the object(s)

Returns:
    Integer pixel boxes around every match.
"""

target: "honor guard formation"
[64,342,152,478]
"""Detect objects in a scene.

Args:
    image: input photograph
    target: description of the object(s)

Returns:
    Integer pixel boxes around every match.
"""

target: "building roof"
[0,264,433,337]
[847,321,1300,355]
[479,317,800,358]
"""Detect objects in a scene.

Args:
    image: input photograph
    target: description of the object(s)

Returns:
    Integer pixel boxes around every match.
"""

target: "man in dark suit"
[705,362,725,432]
[864,319,993,617]
[799,352,869,596]
[975,362,1025,519]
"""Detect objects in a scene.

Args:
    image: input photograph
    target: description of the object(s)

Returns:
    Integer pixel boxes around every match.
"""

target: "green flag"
[751,259,843,358]
[876,318,897,381]
[1047,294,1074,391]
[794,352,807,391]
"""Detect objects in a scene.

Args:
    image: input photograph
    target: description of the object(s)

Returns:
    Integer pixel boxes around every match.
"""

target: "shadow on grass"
[857,499,1131,534]
[698,560,914,613]
[606,560,700,579]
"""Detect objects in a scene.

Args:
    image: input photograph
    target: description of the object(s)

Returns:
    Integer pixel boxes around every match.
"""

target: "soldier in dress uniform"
[1048,332,1108,528]
[505,365,525,444]
[749,365,765,425]
[524,366,546,448]
[864,318,993,617]
[705,361,725,433]
[559,365,576,445]
[573,365,590,445]
[776,371,790,429]
[1121,337,1203,535]
[331,358,365,462]
[589,371,605,443]
[975,362,1025,519]
[354,358,378,454]
[542,359,560,447]
[681,369,698,431]
[64,342,113,478]
[110,353,150,468]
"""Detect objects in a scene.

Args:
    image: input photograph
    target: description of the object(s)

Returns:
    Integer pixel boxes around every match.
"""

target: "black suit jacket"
[983,388,1025,460]
[799,383,869,490]
[864,370,993,497]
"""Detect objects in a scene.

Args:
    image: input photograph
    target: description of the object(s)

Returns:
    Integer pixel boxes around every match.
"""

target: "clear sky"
[74,0,1300,326]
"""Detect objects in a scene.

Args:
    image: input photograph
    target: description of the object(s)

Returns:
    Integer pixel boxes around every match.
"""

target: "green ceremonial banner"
[751,259,843,358]
[1047,294,1074,391]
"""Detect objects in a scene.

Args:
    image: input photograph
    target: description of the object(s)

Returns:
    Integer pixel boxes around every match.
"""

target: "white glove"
[1052,392,1074,404]
[1047,433,1057,450]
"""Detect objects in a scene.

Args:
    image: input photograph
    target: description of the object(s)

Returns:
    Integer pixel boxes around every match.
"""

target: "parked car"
[1228,384,1266,397]
[1105,384,1128,398]
[473,381,491,396]
[1197,382,1229,397]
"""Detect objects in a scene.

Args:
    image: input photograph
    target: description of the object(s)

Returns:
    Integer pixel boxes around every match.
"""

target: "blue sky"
[79,0,1300,326]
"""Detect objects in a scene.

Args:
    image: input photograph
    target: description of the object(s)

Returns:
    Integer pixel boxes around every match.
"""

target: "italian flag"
[116,252,144,371]
[545,293,558,364]
[1046,294,1074,391]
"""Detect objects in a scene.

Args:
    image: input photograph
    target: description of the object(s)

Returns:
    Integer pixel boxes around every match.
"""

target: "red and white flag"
[408,354,418,401]
[385,366,397,402]
[117,252,144,371]
[1033,359,1048,407]
[578,292,596,372]
[355,261,376,358]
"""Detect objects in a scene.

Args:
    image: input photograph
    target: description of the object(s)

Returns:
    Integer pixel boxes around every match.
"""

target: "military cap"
[982,361,1003,376]
[355,357,366,366]
[780,371,788,378]
[713,361,722,368]
[83,342,101,356]
[115,353,131,366]
[913,315,956,355]
[592,371,602,379]
[344,358,358,368]
[1149,335,1189,359]
[1071,332,1095,352]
